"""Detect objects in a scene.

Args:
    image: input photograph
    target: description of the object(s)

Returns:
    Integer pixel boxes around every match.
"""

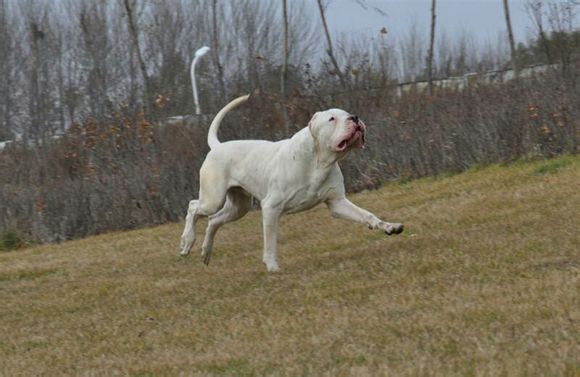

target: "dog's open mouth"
[336,129,365,152]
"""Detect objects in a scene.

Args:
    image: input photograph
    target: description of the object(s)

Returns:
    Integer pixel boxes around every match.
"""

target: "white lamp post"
[191,46,210,115]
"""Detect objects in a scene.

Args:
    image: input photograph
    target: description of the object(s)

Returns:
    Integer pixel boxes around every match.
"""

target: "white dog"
[180,94,404,271]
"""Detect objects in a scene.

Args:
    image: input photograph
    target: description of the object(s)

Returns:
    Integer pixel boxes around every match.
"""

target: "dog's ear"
[307,112,319,140]
[307,112,319,129]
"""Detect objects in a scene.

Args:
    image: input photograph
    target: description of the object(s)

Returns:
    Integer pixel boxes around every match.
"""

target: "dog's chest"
[283,169,334,214]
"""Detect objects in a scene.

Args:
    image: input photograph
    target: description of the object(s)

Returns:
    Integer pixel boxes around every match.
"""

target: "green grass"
[0,155,579,376]
[0,229,26,252]
[533,157,573,175]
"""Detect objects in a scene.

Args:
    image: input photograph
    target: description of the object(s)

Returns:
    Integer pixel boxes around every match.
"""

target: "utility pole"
[503,0,519,76]
[427,0,437,95]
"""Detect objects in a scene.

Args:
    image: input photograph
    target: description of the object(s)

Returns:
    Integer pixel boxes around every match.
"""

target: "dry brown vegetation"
[2,0,580,245]
[2,67,579,244]
[1,155,579,375]
[2,0,580,249]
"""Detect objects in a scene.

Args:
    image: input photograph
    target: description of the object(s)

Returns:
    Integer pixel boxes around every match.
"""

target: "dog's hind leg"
[180,199,201,256]
[201,188,252,265]
[180,161,229,257]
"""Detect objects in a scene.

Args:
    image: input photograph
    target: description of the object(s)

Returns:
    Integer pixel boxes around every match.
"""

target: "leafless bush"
[1,0,579,244]
[1,65,578,243]
[322,66,579,191]
[0,108,207,242]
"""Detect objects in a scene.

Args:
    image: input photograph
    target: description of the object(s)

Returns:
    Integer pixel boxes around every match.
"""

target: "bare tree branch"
[316,0,347,88]
[352,0,387,17]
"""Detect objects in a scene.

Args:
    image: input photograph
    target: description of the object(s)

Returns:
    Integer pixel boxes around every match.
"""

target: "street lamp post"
[191,46,210,115]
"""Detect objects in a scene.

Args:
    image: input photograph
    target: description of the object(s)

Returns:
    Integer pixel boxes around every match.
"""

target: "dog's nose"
[349,115,359,123]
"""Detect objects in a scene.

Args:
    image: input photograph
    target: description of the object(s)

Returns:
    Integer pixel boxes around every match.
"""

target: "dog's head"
[308,109,366,155]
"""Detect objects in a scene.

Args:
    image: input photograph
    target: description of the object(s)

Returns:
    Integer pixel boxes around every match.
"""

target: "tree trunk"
[0,0,12,138]
[316,0,347,89]
[503,0,519,76]
[537,20,553,65]
[427,0,436,96]
[280,0,290,134]
[56,30,66,131]
[123,0,150,113]
[211,0,226,104]
[527,1,554,65]
[29,21,42,138]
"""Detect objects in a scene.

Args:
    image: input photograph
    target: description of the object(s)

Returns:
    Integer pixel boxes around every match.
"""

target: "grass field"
[1,156,579,376]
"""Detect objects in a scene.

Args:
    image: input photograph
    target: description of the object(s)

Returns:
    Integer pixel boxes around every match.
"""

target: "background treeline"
[0,0,578,245]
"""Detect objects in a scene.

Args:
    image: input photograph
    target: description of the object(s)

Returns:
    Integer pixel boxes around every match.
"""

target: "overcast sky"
[315,0,577,46]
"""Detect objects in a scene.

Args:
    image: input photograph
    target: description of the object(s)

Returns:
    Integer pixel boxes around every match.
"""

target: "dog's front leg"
[326,198,404,235]
[261,205,282,272]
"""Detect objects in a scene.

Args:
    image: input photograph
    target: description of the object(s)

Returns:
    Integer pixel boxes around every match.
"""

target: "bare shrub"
[1,64,578,243]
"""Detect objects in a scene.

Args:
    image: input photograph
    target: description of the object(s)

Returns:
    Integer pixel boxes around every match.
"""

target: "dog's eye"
[329,117,335,121]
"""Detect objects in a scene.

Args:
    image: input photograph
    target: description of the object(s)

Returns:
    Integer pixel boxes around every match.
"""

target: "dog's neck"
[291,127,346,171]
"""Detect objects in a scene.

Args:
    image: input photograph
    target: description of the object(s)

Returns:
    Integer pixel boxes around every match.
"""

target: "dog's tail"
[207,94,250,149]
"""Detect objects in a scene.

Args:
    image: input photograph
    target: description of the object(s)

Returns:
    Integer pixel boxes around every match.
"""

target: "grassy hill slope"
[1,156,579,376]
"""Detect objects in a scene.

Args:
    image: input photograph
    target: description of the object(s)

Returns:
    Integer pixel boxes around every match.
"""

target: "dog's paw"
[180,249,190,257]
[179,240,192,256]
[381,222,404,235]
[180,234,195,256]
[201,249,212,266]
[264,260,280,272]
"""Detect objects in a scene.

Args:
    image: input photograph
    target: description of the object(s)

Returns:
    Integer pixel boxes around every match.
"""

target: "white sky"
[318,0,576,45]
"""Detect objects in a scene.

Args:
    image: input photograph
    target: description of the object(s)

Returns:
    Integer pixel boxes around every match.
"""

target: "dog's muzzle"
[336,116,366,152]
